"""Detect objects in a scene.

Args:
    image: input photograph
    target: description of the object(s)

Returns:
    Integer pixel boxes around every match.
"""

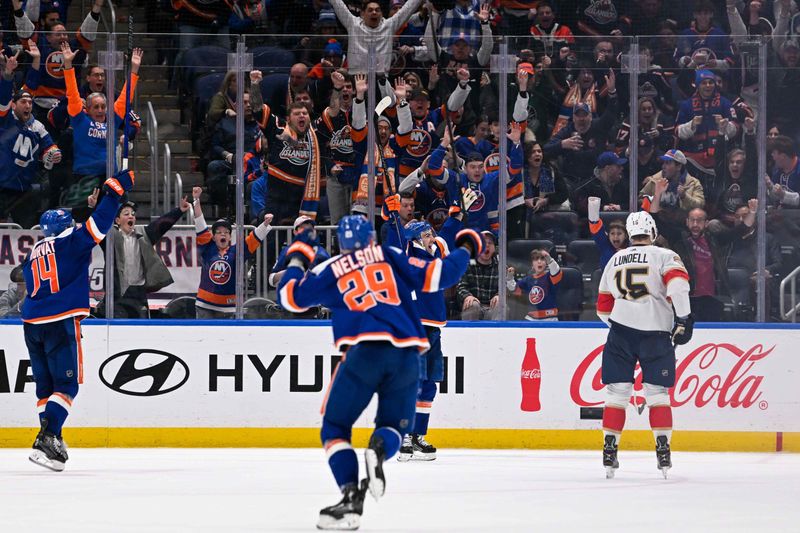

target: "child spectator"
[587,196,629,270]
[507,248,562,321]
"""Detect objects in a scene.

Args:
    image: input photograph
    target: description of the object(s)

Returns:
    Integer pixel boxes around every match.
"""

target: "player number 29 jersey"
[596,244,690,332]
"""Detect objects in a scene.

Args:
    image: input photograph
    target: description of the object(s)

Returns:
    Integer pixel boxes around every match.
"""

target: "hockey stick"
[122,15,134,169]
[375,95,392,117]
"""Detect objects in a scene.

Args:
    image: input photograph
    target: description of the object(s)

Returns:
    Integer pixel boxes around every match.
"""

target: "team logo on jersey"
[406,128,432,158]
[12,134,39,167]
[45,51,65,78]
[528,285,545,305]
[279,142,311,166]
[483,153,509,174]
[329,127,353,154]
[99,349,190,396]
[209,260,232,285]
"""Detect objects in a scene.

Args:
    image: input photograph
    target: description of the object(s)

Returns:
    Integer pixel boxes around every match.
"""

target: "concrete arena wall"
[1,320,798,452]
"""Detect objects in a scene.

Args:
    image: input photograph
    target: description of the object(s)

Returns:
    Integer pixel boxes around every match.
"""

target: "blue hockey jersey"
[384,214,461,327]
[0,76,58,191]
[195,221,265,313]
[279,243,470,352]
[512,270,562,320]
[21,194,119,323]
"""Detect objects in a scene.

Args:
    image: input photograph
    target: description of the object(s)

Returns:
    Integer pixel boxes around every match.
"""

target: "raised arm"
[114,48,142,119]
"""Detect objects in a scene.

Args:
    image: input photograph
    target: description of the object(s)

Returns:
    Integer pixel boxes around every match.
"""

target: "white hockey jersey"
[596,244,690,332]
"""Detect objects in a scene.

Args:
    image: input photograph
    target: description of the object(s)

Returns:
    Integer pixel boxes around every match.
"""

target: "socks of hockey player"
[602,405,625,444]
[42,393,72,438]
[371,427,402,461]
[413,380,437,435]
[324,439,359,490]
[649,405,673,443]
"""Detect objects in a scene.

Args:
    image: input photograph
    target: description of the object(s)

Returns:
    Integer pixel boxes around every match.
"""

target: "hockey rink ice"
[0,448,798,532]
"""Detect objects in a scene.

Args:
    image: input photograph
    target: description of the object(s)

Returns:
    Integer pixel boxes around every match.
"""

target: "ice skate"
[364,433,386,501]
[317,480,367,530]
[396,434,413,462]
[656,435,671,479]
[29,422,68,472]
[603,435,619,479]
[410,434,437,461]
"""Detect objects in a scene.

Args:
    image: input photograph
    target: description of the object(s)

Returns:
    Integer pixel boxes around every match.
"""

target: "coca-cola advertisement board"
[436,326,800,432]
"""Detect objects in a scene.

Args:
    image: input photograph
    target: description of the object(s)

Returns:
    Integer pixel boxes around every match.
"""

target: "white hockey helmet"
[626,211,658,241]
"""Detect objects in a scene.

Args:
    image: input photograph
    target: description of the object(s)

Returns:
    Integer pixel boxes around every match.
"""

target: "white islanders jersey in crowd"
[596,244,690,332]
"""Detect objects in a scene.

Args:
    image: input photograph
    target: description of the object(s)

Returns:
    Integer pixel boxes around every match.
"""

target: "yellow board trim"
[1,428,798,452]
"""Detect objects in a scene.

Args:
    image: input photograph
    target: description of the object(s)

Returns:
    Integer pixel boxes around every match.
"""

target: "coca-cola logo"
[521,369,541,379]
[570,343,773,409]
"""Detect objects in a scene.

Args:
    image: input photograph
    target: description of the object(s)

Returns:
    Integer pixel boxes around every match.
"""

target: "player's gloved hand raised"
[286,228,319,269]
[455,228,484,259]
[381,194,401,221]
[671,314,694,346]
[103,169,135,197]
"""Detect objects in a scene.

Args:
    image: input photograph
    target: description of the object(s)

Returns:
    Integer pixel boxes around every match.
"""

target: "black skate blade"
[580,407,603,420]
[29,450,65,472]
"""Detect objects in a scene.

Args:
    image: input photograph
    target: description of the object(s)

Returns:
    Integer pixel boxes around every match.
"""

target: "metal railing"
[163,142,172,213]
[146,101,158,220]
[780,265,800,323]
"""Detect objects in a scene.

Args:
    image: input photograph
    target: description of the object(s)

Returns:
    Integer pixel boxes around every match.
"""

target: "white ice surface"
[0,448,798,532]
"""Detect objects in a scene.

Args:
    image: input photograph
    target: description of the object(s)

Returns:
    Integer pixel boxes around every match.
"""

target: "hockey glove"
[462,187,478,211]
[103,169,135,197]
[455,228,484,259]
[671,314,694,346]
[381,194,401,221]
[286,228,319,269]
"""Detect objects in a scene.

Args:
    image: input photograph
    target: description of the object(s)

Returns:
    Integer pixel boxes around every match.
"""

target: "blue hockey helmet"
[337,215,374,251]
[404,220,433,242]
[39,208,73,237]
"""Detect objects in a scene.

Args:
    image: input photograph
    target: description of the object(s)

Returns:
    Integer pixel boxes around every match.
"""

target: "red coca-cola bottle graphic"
[520,337,542,412]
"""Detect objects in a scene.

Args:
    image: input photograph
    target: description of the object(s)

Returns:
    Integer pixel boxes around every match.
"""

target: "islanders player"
[506,248,562,321]
[596,211,693,479]
[382,187,477,461]
[191,187,273,318]
[278,215,482,530]
[21,169,135,471]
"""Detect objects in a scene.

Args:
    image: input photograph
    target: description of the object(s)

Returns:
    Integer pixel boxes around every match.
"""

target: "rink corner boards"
[0,428,797,452]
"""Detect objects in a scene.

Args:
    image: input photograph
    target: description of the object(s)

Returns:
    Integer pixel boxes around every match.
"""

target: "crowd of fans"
[1,0,799,321]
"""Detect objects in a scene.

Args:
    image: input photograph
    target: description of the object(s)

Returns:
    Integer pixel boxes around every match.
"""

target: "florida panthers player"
[596,211,693,479]
[21,169,134,471]
[278,215,482,530]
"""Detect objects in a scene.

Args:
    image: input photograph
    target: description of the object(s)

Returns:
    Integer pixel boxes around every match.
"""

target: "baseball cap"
[409,87,430,101]
[597,151,628,167]
[324,40,343,57]
[782,39,800,51]
[480,230,497,245]
[212,219,233,233]
[116,200,137,216]
[13,90,32,102]
[517,61,535,76]
[660,149,687,165]
[293,215,315,230]
[573,102,591,116]
[695,69,716,85]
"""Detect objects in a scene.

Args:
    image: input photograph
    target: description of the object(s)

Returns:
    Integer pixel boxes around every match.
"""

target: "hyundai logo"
[99,349,190,396]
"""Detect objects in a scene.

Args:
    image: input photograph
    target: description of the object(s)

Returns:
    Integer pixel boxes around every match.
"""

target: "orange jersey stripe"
[23,308,90,324]
[197,288,235,306]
